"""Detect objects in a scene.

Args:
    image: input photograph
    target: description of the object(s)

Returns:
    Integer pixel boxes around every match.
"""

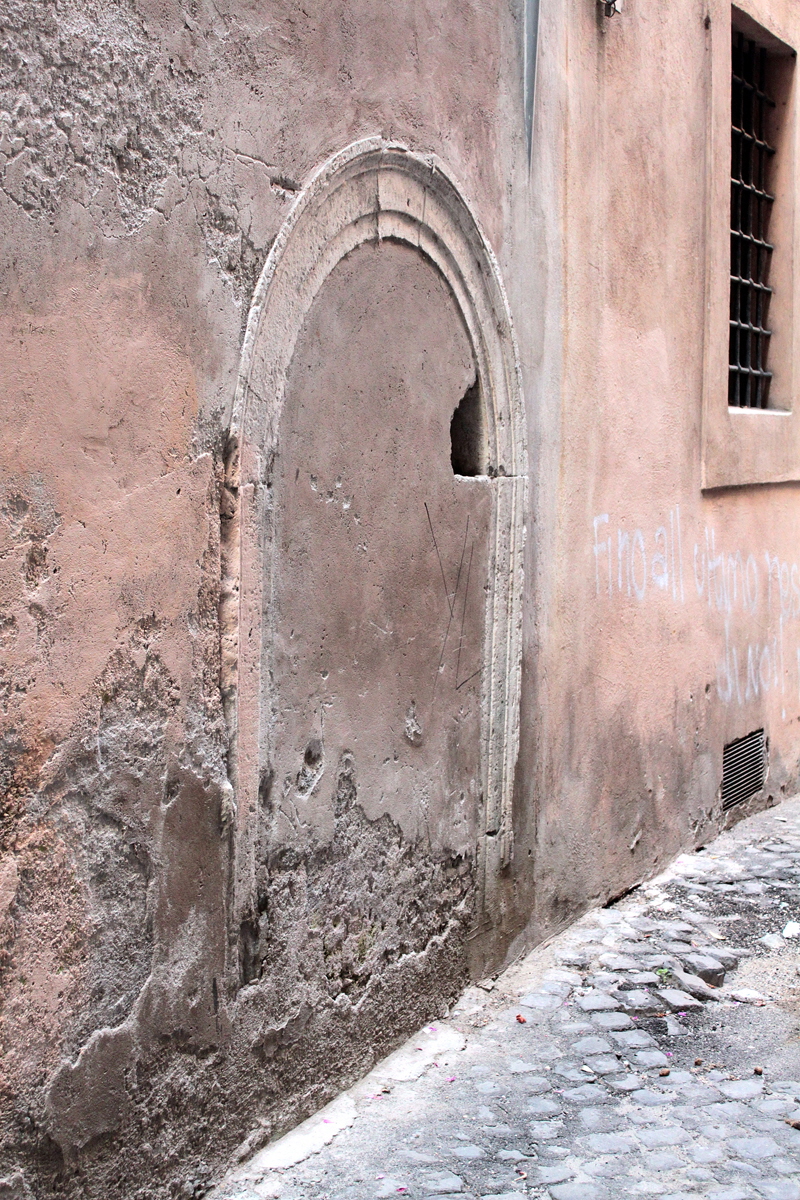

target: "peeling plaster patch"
[45,1025,135,1155]
[241,752,475,997]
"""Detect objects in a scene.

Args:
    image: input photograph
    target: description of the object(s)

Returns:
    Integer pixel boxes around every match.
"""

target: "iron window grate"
[729,31,776,409]
[721,728,768,810]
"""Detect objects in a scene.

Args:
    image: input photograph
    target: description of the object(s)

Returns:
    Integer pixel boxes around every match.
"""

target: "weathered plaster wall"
[0,1,526,1196]
[4,0,800,1195]
[515,0,800,955]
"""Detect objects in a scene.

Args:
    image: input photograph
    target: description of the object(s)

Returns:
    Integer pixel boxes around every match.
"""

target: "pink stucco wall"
[2,0,800,1195]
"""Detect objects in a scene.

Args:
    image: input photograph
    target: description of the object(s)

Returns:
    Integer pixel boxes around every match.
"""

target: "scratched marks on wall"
[591,506,800,709]
[425,503,482,694]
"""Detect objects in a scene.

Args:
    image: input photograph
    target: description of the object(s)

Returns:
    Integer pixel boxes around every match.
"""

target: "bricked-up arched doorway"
[222,140,527,992]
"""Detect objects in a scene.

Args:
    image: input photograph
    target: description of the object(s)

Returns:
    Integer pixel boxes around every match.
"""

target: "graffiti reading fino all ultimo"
[591,506,800,708]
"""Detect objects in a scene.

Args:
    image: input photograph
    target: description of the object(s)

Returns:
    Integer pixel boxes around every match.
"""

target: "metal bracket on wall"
[601,0,623,14]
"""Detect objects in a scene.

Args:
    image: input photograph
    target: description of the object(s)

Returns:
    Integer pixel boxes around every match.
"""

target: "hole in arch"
[450,377,484,477]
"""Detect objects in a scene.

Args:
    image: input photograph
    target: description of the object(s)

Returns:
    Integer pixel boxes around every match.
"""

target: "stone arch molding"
[222,137,527,927]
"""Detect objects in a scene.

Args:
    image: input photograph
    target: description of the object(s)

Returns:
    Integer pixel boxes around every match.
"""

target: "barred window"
[729,30,779,409]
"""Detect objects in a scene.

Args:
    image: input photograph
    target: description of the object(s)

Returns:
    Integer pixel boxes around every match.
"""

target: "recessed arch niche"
[221,138,527,948]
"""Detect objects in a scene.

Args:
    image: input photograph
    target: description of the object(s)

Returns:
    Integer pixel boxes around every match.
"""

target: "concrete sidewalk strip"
[209,799,800,1200]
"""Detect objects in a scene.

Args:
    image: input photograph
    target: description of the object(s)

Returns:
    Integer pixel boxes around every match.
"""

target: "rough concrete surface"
[213,798,800,1200]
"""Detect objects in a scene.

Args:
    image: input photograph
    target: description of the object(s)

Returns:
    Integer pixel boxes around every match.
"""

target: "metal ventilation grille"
[729,31,776,409]
[722,728,768,810]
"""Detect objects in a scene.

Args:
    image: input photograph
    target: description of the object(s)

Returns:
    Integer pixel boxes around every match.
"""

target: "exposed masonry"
[34,626,176,1044]
[240,751,476,995]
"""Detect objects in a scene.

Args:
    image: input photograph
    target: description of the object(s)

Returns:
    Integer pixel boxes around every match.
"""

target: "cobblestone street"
[212,800,800,1200]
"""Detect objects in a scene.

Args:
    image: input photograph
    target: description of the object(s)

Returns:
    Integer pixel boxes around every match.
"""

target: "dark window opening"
[721,727,768,810]
[450,378,483,476]
[729,30,779,409]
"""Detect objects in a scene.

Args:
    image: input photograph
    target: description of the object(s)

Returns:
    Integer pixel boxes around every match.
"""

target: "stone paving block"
[535,1165,576,1184]
[611,1029,655,1048]
[374,1178,409,1197]
[705,1189,753,1200]
[563,1084,608,1103]
[555,1065,589,1082]
[770,1082,800,1096]
[698,946,741,970]
[659,1070,693,1085]
[399,1149,440,1164]
[655,988,705,1012]
[637,1126,691,1146]
[714,1101,752,1119]
[577,993,620,1012]
[754,1099,795,1116]
[635,1050,670,1068]
[578,1106,618,1131]
[719,1080,764,1100]
[630,1087,676,1105]
[423,1171,465,1194]
[660,921,696,937]
[729,1159,764,1177]
[423,1194,470,1200]
[572,1037,613,1056]
[598,953,639,971]
[506,1059,539,1074]
[527,1097,562,1115]
[559,1021,595,1036]
[555,950,593,969]
[771,1157,800,1175]
[753,1182,800,1200]
[451,1145,486,1159]
[530,1120,565,1139]
[685,1167,717,1182]
[584,1132,634,1153]
[548,1184,607,1200]
[521,1076,552,1093]
[680,953,726,986]
[687,1142,725,1163]
[591,1012,634,1031]
[545,969,584,986]
[617,989,663,1014]
[606,1074,643,1091]
[582,1054,621,1075]
[727,1137,783,1159]
[640,1150,686,1169]
[671,964,724,1003]
[540,981,574,998]
[670,1084,722,1105]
